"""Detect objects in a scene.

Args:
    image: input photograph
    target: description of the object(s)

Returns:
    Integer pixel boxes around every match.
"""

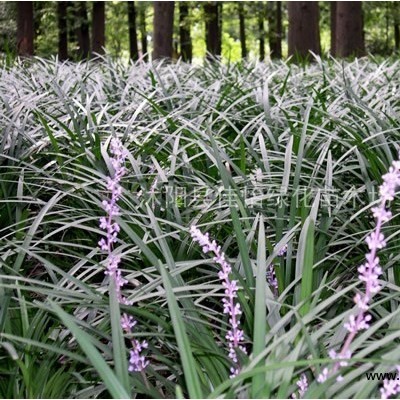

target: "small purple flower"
[317,367,329,383]
[99,138,148,373]
[267,244,287,295]
[190,225,246,377]
[292,374,308,398]
[381,367,400,399]
[277,244,288,257]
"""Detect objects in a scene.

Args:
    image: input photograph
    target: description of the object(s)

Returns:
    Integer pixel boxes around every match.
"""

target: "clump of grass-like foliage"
[1,55,400,398]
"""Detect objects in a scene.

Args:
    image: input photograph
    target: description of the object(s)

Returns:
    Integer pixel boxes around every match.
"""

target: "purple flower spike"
[99,138,148,373]
[318,158,400,384]
[190,226,246,377]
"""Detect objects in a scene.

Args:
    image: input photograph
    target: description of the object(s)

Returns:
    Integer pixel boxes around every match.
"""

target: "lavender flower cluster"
[99,137,148,373]
[317,159,400,392]
[190,226,247,377]
[292,374,308,399]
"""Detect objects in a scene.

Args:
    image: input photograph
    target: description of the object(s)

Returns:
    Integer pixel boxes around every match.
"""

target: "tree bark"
[238,2,246,59]
[153,1,174,60]
[394,2,400,52]
[335,2,365,57]
[258,5,265,61]
[275,1,282,58]
[17,1,34,56]
[139,3,148,60]
[268,1,282,59]
[288,1,320,59]
[127,1,139,60]
[204,1,222,59]
[57,1,68,60]
[179,2,192,62]
[330,1,336,56]
[92,2,105,56]
[75,2,90,59]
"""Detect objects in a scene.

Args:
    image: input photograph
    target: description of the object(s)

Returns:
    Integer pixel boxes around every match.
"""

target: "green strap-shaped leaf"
[50,301,130,399]
[159,262,203,399]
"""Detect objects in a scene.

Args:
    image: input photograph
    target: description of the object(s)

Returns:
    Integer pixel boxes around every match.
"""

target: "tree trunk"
[127,1,139,60]
[92,2,105,56]
[258,5,265,61]
[238,2,246,59]
[268,2,283,59]
[204,1,222,59]
[335,2,365,57]
[288,1,320,59]
[57,2,68,60]
[330,1,336,56]
[179,2,192,62]
[153,1,174,60]
[394,2,400,52]
[17,1,34,56]
[275,1,282,58]
[139,3,148,60]
[75,2,90,59]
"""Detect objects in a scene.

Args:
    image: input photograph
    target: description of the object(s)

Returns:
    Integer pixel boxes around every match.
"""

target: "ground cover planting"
[1,56,400,399]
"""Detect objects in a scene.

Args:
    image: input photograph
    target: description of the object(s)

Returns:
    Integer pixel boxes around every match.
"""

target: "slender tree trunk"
[258,4,265,61]
[139,3,148,60]
[57,1,68,60]
[335,1,365,57]
[75,2,90,59]
[204,1,222,59]
[268,1,283,59]
[17,1,34,56]
[92,2,105,56]
[127,1,139,60]
[330,1,336,56]
[394,2,400,52]
[288,1,320,59]
[153,1,174,60]
[275,1,282,58]
[179,2,192,62]
[238,2,246,59]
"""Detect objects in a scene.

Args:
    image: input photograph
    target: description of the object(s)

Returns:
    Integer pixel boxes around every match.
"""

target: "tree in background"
[204,1,222,59]
[92,2,105,56]
[139,2,148,61]
[288,1,320,59]
[257,3,265,61]
[395,2,400,52]
[57,2,68,60]
[268,1,282,59]
[11,1,400,63]
[127,1,139,60]
[238,2,246,59]
[330,1,337,56]
[179,2,192,62]
[153,1,174,60]
[17,1,34,56]
[335,1,365,57]
[75,2,90,59]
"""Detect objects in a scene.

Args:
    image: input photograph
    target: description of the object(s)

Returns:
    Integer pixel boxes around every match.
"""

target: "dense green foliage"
[1,56,400,398]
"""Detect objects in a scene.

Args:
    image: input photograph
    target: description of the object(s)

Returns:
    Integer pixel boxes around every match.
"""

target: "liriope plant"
[2,57,400,399]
